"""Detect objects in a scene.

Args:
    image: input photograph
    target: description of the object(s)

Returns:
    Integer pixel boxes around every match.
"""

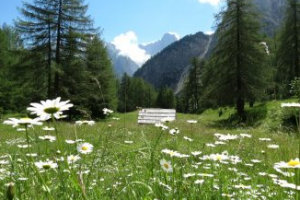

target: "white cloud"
[198,0,221,6]
[205,30,215,35]
[112,31,150,66]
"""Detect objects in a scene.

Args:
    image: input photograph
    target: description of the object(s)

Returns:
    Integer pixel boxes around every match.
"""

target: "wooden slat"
[138,108,176,124]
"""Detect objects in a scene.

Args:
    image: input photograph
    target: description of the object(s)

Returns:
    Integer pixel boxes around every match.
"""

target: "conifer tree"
[85,35,117,118]
[156,87,175,109]
[202,0,267,119]
[276,0,300,97]
[17,0,94,97]
[184,58,204,113]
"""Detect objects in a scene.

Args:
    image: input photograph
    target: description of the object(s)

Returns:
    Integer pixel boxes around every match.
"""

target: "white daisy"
[103,108,113,115]
[39,135,56,142]
[183,136,193,142]
[194,179,204,185]
[267,144,279,149]
[169,128,180,135]
[35,160,58,170]
[77,143,94,154]
[3,117,42,128]
[75,120,95,126]
[42,126,55,131]
[67,155,81,164]
[160,159,173,173]
[65,139,76,144]
[27,97,73,121]
[187,120,197,124]
[274,158,300,169]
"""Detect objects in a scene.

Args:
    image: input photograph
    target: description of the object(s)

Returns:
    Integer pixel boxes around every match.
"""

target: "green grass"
[0,100,299,199]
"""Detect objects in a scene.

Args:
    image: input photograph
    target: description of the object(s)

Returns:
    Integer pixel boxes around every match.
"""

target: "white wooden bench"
[138,108,176,124]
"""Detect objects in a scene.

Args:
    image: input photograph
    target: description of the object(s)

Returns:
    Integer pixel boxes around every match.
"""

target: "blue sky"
[0,0,221,43]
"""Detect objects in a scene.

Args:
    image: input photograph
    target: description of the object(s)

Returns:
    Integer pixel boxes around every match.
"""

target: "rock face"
[254,0,286,36]
[134,32,212,90]
[140,33,180,56]
[134,0,287,91]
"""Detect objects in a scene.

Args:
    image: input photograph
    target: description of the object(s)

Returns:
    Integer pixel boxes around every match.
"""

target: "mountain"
[134,0,287,92]
[107,43,139,78]
[134,32,212,90]
[107,33,179,78]
[254,0,286,37]
[140,33,180,56]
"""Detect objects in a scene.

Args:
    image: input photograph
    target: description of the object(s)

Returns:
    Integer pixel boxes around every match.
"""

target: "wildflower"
[215,133,239,141]
[251,159,262,163]
[183,136,193,142]
[77,143,94,154]
[124,140,133,144]
[65,139,76,144]
[35,160,58,170]
[240,133,252,138]
[39,135,56,142]
[274,158,300,169]
[42,126,55,131]
[75,120,95,126]
[17,128,26,132]
[103,108,113,115]
[27,97,73,120]
[187,120,197,124]
[67,155,81,164]
[259,138,272,142]
[194,179,204,185]
[183,173,196,178]
[112,117,120,120]
[206,143,216,147]
[169,128,180,135]
[281,103,300,108]
[17,144,31,149]
[160,159,173,173]
[26,153,38,157]
[3,117,42,128]
[191,151,202,156]
[161,117,174,123]
[267,144,279,149]
[155,122,169,130]
[234,184,251,189]
[198,173,214,177]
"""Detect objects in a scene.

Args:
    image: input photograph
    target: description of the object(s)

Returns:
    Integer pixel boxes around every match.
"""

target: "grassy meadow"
[0,100,299,199]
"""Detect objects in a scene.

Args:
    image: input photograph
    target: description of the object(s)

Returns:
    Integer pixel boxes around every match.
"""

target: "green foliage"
[201,0,269,120]
[181,58,205,113]
[156,87,175,109]
[276,0,300,97]
[118,74,157,112]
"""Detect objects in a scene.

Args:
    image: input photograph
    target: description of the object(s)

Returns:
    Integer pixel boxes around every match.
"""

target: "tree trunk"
[54,0,62,97]
[47,18,52,98]
[236,0,245,120]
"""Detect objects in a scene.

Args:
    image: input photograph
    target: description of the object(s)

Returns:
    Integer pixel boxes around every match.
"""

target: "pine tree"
[276,0,300,97]
[17,0,94,97]
[202,0,267,120]
[184,58,204,113]
[85,35,117,118]
[156,87,175,109]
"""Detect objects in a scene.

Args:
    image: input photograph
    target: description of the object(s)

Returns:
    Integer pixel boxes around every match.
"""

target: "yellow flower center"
[288,160,300,167]
[82,146,88,151]
[163,163,170,169]
[43,164,51,169]
[44,107,60,114]
[216,155,222,161]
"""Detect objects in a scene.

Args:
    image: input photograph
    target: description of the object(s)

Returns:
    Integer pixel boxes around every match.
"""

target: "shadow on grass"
[208,103,268,129]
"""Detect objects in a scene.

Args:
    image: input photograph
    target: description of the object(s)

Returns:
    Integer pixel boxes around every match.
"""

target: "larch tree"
[202,0,267,120]
[276,0,300,97]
